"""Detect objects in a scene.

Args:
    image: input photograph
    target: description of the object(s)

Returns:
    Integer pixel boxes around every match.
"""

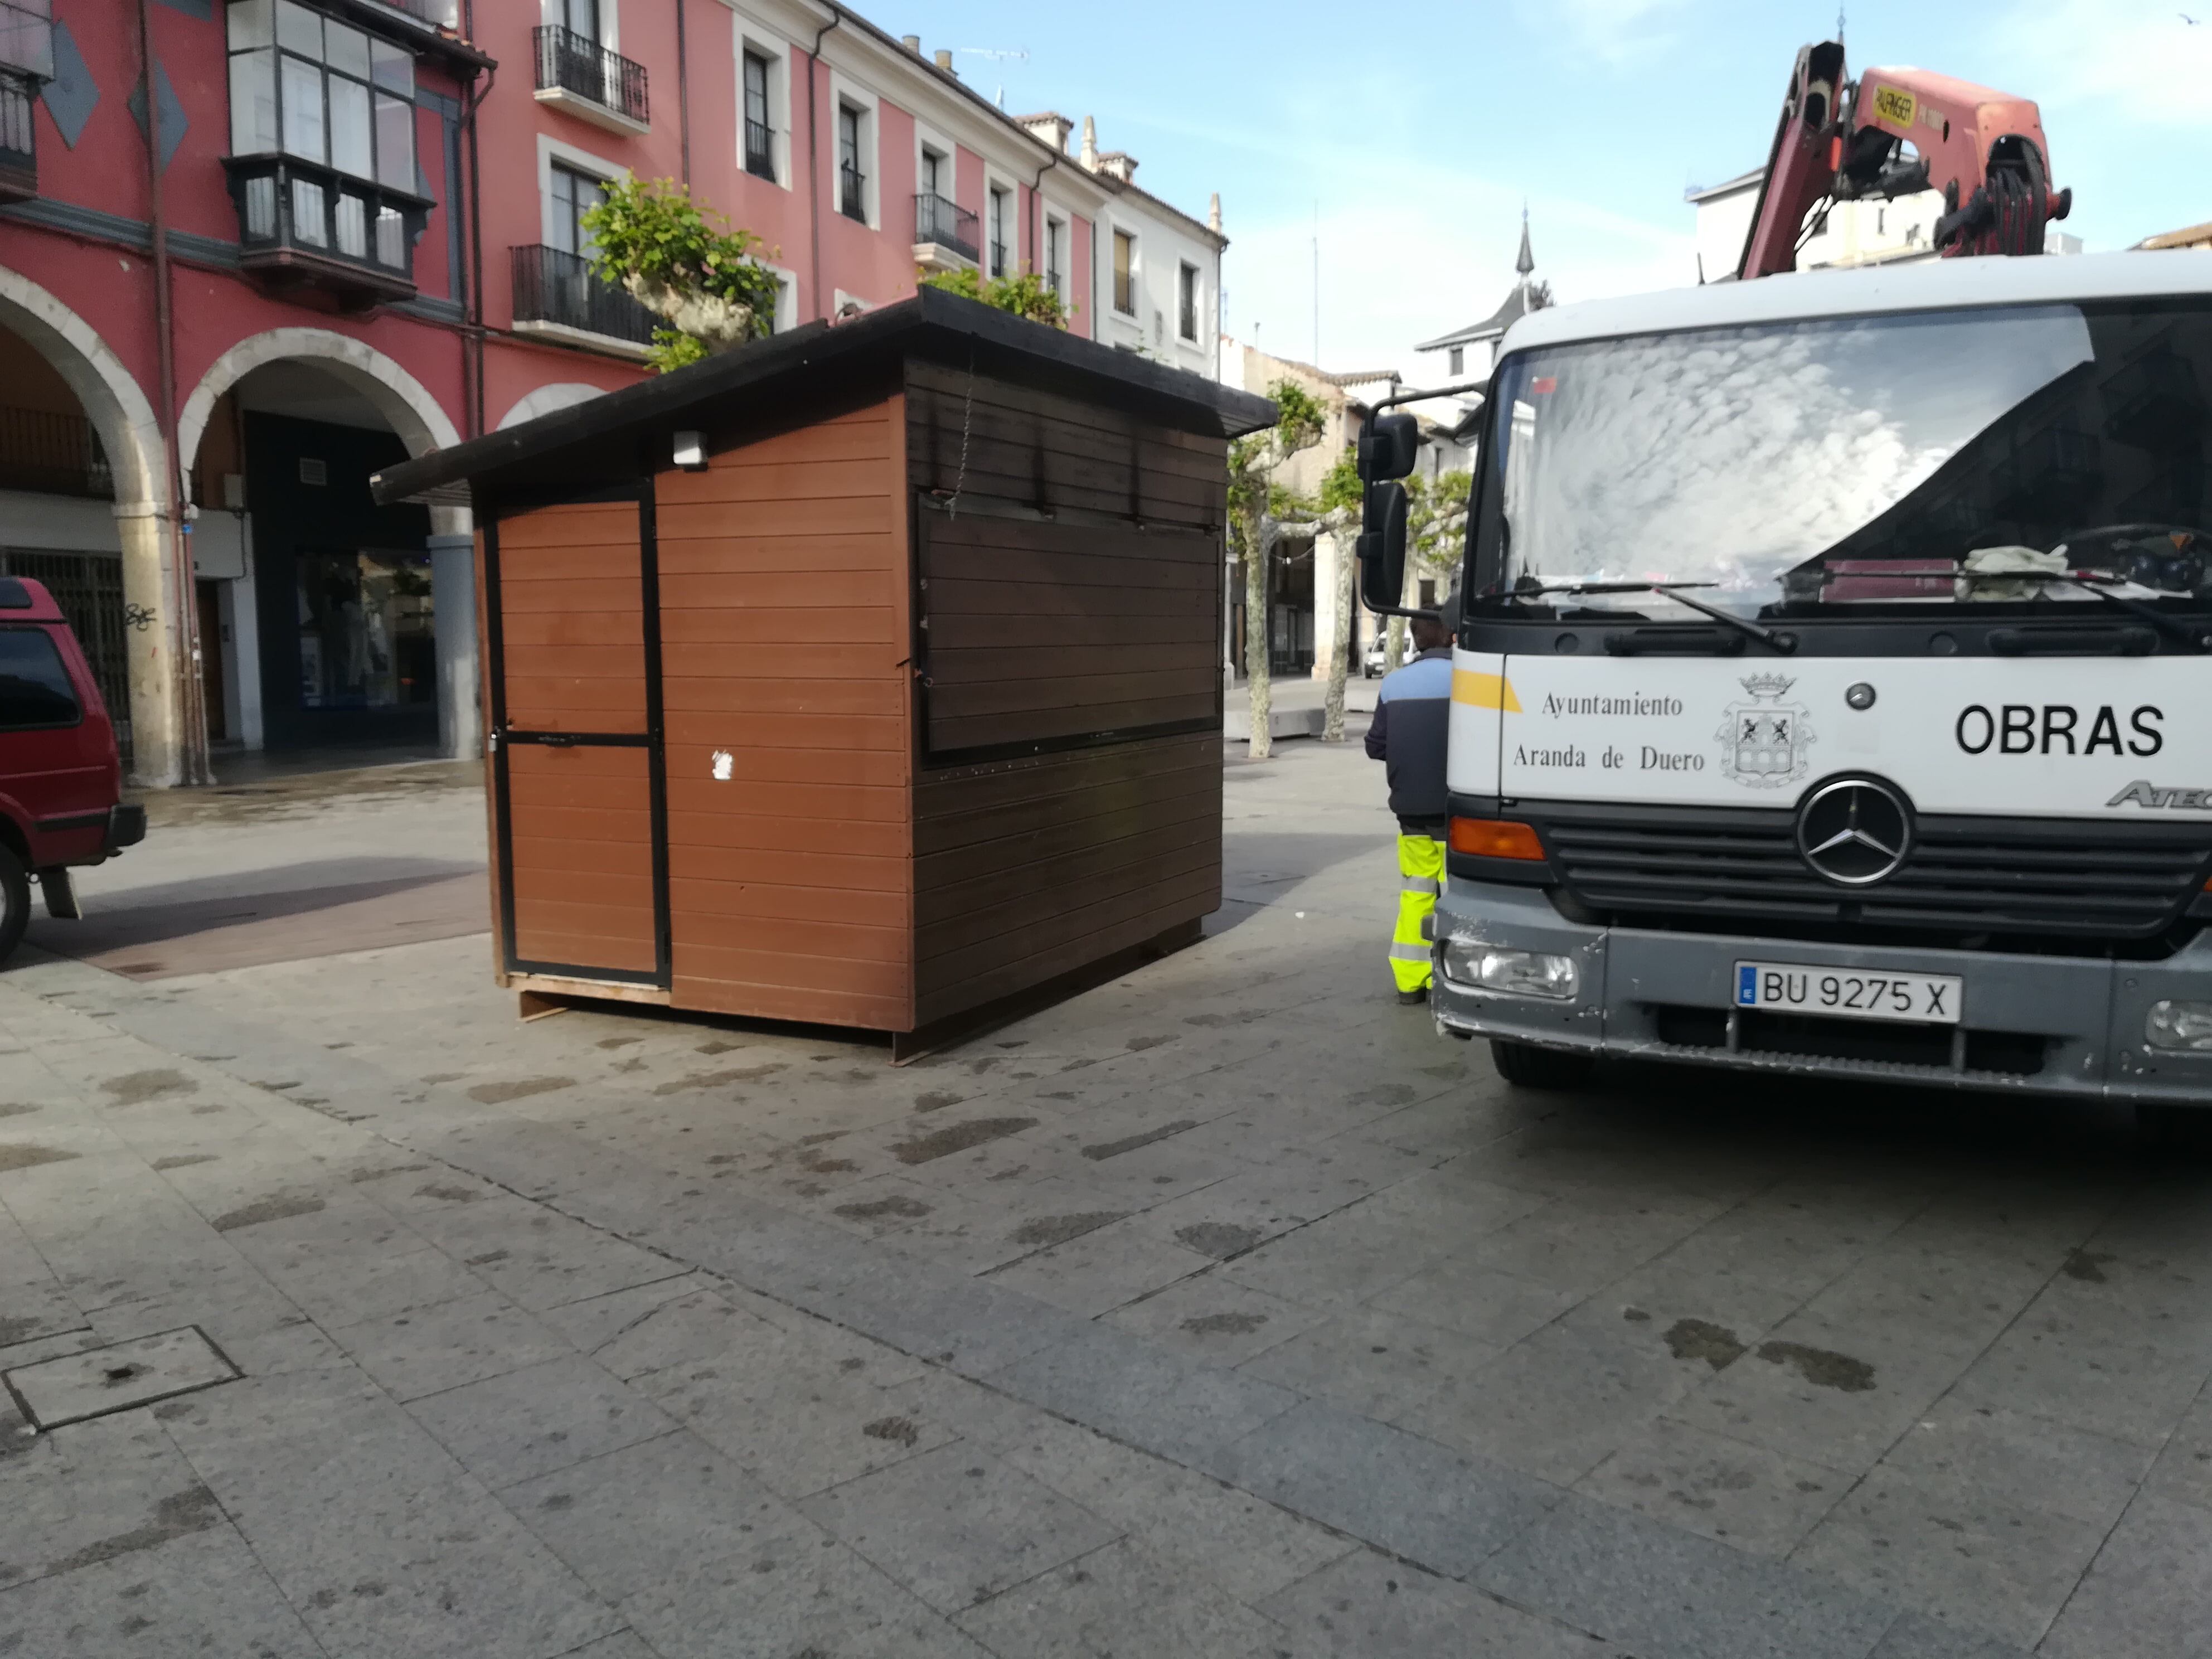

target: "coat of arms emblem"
[1716,673,1815,788]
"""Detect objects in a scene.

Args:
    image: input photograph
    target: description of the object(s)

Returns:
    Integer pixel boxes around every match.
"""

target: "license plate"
[1734,961,1962,1025]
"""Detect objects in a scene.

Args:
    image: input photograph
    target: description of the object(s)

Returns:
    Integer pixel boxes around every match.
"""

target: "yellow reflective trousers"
[1390,833,1443,993]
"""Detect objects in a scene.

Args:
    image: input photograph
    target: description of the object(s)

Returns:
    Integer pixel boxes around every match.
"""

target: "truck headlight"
[2146,1001,2212,1052]
[1440,942,1578,1001]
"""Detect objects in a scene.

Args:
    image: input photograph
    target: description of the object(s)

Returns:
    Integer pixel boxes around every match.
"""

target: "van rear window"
[0,629,81,729]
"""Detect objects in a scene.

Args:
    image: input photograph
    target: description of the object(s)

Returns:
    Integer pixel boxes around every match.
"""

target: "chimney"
[1017,111,1073,153]
[1208,192,1222,233]
[901,33,919,51]
[1079,115,1098,170]
[933,48,955,73]
[1095,151,1137,183]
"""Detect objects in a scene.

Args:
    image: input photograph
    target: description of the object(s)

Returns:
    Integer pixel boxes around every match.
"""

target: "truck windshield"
[1468,299,2212,618]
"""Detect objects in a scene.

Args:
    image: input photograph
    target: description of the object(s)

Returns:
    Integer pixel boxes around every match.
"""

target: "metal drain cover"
[3,1327,240,1429]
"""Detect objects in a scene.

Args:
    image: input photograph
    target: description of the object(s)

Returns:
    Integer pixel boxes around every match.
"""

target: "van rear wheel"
[1490,1039,1594,1090]
[0,846,27,967]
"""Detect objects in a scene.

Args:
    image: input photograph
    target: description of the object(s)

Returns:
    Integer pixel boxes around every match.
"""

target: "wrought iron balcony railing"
[0,405,110,497]
[534,25,648,128]
[0,70,35,203]
[914,192,976,261]
[838,163,865,224]
[744,118,774,182]
[222,153,429,304]
[511,244,657,348]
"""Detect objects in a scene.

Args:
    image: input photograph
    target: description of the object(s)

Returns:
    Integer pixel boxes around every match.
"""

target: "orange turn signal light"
[1449,817,1546,861]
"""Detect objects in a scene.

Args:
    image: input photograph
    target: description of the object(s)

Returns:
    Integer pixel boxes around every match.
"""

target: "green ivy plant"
[918,265,1071,328]
[580,178,784,373]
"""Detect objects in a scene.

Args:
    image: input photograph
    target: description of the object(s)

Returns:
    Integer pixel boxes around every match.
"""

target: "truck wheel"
[1490,1039,1594,1090]
[0,846,27,967]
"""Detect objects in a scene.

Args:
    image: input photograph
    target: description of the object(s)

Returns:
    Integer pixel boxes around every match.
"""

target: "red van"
[0,576,144,964]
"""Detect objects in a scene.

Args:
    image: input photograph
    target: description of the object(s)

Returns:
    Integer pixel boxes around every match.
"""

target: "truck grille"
[1531,803,2212,942]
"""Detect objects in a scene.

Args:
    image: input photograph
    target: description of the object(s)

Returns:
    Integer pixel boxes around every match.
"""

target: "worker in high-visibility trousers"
[1364,598,1457,1004]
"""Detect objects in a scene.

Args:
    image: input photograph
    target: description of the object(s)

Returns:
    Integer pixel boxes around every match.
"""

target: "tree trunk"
[1384,614,1406,674]
[1243,511,1272,760]
[1320,523,1356,742]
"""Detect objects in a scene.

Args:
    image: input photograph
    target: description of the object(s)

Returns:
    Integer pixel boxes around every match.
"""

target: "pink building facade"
[0,0,1223,784]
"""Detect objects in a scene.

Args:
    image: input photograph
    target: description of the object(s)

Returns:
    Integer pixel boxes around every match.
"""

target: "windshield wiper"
[1961,570,2212,651]
[1491,580,1797,654]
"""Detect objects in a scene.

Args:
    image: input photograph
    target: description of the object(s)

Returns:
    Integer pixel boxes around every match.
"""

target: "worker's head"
[1410,590,1459,653]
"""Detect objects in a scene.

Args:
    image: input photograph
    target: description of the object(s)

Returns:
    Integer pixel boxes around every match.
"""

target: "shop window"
[295,549,434,710]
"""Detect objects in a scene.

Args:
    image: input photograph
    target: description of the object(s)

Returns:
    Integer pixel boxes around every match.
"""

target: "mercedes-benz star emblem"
[1796,778,1912,886]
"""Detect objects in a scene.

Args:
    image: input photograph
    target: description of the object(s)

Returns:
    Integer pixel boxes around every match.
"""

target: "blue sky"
[891,0,2210,373]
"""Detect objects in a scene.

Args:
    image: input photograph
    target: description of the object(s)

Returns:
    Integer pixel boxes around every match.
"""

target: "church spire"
[1515,205,1535,281]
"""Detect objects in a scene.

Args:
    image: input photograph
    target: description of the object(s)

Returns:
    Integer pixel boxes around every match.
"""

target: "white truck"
[1356,253,2212,1119]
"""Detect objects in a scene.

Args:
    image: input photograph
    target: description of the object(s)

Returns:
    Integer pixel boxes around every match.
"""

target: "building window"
[987,185,1010,277]
[1112,229,1134,316]
[296,549,434,711]
[918,144,944,199]
[547,161,607,255]
[1177,261,1199,342]
[227,0,416,193]
[1447,345,1463,376]
[741,48,773,180]
[557,0,599,41]
[1044,217,1063,298]
[836,101,865,222]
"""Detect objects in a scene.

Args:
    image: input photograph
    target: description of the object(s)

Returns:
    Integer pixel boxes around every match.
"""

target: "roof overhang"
[372,285,1277,506]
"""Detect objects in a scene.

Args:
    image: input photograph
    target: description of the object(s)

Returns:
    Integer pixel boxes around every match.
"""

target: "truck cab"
[0,576,145,963]
[1380,253,2212,1108]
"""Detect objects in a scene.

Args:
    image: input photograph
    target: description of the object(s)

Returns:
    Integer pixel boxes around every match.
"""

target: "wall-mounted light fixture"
[673,430,707,470]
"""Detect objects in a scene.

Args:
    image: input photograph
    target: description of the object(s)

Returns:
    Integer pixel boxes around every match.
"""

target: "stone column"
[427,523,479,761]
[113,502,186,788]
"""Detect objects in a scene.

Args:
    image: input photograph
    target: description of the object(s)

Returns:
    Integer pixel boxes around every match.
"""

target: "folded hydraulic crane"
[1738,40,2072,279]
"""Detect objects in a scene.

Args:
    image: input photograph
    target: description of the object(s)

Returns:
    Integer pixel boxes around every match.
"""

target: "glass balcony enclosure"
[0,0,52,203]
[223,0,430,299]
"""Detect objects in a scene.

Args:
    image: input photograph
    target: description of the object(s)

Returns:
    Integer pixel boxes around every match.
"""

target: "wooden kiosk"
[373,288,1277,1047]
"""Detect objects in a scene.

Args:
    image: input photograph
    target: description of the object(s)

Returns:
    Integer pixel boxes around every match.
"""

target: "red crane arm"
[1736,43,2070,280]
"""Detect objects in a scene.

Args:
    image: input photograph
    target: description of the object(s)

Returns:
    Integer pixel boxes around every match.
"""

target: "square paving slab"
[3,1326,238,1428]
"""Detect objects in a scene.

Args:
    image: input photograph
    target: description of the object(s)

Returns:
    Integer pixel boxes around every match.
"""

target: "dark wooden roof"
[372,286,1278,507]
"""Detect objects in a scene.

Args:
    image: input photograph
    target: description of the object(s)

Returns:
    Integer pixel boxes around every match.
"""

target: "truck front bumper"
[1430,880,2212,1105]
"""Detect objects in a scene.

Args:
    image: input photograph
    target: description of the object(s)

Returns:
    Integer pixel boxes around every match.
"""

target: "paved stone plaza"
[0,738,2208,1657]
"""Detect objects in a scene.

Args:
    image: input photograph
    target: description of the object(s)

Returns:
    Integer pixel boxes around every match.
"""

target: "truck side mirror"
[1357,412,1419,482]
[1357,481,1408,613]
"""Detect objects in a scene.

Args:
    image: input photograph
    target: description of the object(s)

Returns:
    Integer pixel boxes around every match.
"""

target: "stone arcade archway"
[179,329,478,761]
[0,265,187,784]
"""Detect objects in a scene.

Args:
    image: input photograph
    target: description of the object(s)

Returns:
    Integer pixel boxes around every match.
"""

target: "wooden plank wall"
[652,396,916,1029]
[913,732,1223,1027]
[505,746,658,973]
[496,499,649,735]
[905,362,1228,1026]
[919,515,1219,755]
[493,499,659,977]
